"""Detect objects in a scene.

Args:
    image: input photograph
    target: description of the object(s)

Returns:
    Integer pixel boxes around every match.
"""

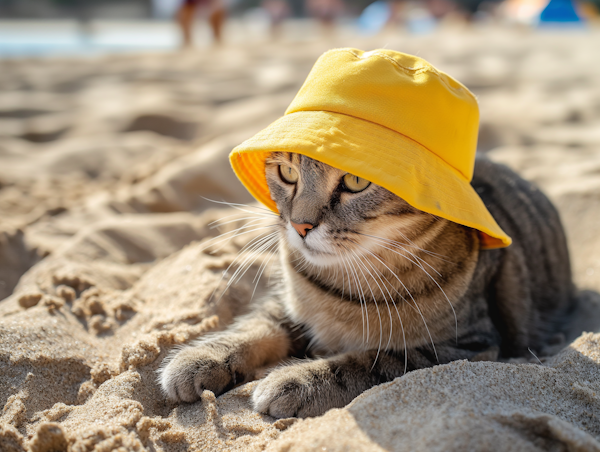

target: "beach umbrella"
[539,0,583,23]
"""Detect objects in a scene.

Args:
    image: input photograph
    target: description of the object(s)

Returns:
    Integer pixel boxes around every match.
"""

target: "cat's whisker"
[220,235,279,303]
[214,231,279,302]
[211,221,276,240]
[207,210,271,225]
[345,247,383,366]
[393,227,440,256]
[383,227,448,262]
[316,263,323,280]
[362,237,440,288]
[355,244,433,352]
[329,250,366,345]
[383,240,443,278]
[266,253,279,287]
[200,197,278,216]
[352,242,439,363]
[342,247,369,345]
[197,219,266,251]
[252,238,279,284]
[350,248,396,366]
[357,230,433,254]
[208,211,278,230]
[251,239,280,300]
[361,253,408,375]
[229,232,280,287]
[202,221,279,254]
[209,215,278,229]
[207,225,279,255]
[358,233,445,276]
[208,229,278,303]
[368,238,443,286]
[345,245,420,316]
[391,233,453,267]
[357,232,451,263]
[328,260,340,291]
[336,252,346,299]
[201,223,280,303]
[221,233,277,285]
[288,249,305,265]
[357,235,458,345]
[339,252,365,345]
[292,250,311,274]
[351,247,408,374]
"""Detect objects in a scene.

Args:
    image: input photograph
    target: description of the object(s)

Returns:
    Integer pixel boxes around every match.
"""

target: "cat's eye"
[343,173,371,193]
[279,165,299,184]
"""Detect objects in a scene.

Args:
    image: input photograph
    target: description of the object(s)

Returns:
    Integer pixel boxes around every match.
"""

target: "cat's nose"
[290,221,314,238]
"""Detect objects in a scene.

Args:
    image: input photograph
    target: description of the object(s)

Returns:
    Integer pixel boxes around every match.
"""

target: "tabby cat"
[159,152,576,418]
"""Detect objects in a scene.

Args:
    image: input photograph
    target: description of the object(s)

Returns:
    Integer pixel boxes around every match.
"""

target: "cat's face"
[265,152,427,266]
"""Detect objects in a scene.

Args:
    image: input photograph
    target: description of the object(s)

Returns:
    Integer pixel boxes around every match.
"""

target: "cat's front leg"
[159,300,294,403]
[252,349,409,418]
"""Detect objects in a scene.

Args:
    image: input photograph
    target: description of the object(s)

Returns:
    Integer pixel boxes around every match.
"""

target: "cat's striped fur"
[159,152,576,418]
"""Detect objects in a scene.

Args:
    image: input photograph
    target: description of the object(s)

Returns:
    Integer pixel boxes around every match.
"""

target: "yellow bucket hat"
[229,48,511,249]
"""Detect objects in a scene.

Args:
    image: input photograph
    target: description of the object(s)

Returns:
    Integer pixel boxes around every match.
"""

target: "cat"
[158,151,576,418]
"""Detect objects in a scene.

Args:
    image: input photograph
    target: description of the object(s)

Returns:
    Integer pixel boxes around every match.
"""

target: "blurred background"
[0,0,599,303]
[0,0,598,55]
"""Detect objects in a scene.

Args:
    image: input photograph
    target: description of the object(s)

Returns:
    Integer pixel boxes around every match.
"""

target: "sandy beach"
[1,26,600,451]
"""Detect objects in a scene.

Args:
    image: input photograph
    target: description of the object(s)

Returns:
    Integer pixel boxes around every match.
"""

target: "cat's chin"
[294,246,341,268]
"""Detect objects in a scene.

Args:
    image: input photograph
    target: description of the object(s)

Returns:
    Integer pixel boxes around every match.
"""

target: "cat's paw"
[159,344,235,403]
[252,362,326,418]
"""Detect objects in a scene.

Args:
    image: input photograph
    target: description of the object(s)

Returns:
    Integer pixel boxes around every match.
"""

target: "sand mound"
[1,28,600,451]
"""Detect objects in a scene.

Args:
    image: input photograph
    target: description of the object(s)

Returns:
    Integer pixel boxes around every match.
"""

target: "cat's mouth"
[285,224,341,266]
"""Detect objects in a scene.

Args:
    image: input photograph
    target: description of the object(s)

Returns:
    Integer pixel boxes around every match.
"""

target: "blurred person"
[578,0,600,19]
[456,0,481,16]
[152,0,183,18]
[306,0,345,32]
[387,1,454,27]
[585,0,600,11]
[261,0,291,38]
[454,0,503,20]
[177,0,226,47]
[425,0,457,18]
[388,0,408,24]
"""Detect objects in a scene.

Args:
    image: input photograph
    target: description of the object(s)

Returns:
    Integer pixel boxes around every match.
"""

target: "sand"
[1,26,600,451]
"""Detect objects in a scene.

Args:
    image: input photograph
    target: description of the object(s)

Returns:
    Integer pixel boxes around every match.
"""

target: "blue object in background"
[357,1,392,35]
[539,0,582,23]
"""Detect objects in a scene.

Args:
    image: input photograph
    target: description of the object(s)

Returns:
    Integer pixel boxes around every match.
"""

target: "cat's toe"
[253,378,304,418]
[159,346,232,402]
[159,358,199,402]
[252,367,318,418]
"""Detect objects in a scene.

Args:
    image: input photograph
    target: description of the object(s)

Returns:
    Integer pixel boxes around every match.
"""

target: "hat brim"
[230,110,511,250]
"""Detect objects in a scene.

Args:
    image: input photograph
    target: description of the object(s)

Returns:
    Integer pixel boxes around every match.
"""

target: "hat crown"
[285,48,480,181]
